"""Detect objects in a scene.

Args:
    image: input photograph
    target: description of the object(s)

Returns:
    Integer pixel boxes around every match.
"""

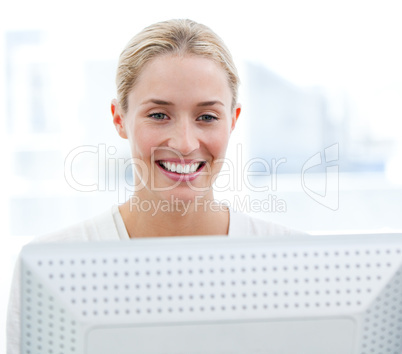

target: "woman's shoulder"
[228,209,306,237]
[32,205,126,244]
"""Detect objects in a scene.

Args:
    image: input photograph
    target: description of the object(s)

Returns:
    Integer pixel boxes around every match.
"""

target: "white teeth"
[159,161,202,174]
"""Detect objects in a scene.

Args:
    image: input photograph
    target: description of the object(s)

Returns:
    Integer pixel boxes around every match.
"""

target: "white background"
[1,0,402,349]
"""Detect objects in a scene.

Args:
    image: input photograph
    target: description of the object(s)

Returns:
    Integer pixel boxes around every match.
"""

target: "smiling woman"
[112,54,238,232]
[7,18,304,354]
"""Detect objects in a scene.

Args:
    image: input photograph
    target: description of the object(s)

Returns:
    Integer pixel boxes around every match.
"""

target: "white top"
[6,205,303,354]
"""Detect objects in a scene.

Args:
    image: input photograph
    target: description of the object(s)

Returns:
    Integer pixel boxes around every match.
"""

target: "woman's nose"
[167,120,200,156]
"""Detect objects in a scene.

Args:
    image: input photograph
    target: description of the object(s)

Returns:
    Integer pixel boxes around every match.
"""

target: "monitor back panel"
[21,234,402,354]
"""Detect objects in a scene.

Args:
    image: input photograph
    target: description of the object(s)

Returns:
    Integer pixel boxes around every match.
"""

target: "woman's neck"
[119,195,230,238]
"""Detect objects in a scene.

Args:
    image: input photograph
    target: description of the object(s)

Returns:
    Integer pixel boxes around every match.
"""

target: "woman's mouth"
[155,160,207,182]
[157,160,206,174]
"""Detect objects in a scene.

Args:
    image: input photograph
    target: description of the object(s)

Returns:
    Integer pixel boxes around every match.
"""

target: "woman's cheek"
[210,129,230,154]
[132,125,158,153]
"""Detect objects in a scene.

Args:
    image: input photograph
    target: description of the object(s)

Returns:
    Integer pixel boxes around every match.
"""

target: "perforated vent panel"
[360,268,402,353]
[23,269,78,354]
[21,235,402,353]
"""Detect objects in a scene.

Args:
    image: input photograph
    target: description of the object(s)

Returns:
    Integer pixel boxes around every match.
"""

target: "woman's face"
[112,54,241,203]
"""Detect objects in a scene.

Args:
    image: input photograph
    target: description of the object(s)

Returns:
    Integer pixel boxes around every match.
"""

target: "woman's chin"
[154,188,211,206]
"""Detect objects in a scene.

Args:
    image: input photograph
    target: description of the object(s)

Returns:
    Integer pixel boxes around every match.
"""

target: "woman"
[110,18,299,238]
[7,19,301,353]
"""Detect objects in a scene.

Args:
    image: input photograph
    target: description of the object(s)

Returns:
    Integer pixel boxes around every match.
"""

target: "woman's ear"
[230,103,241,133]
[111,99,128,139]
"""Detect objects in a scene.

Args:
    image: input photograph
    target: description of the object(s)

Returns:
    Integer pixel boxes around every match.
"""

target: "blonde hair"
[116,19,240,112]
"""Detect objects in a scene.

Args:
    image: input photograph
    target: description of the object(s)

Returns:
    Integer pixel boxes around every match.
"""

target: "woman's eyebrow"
[197,100,225,107]
[141,98,174,106]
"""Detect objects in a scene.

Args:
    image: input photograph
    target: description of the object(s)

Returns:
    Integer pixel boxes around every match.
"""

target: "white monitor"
[20,233,402,353]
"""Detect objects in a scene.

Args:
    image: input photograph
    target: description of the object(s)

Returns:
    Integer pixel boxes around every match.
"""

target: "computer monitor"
[20,233,402,353]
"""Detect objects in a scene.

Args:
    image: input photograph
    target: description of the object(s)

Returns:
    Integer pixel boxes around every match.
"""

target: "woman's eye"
[197,114,218,122]
[149,113,168,120]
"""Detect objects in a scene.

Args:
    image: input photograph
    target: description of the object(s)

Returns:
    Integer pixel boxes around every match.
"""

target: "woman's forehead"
[127,55,233,107]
